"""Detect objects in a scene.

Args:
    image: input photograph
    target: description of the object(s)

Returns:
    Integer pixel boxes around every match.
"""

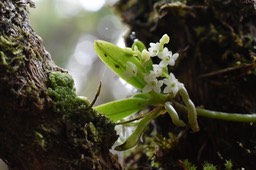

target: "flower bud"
[160,34,170,44]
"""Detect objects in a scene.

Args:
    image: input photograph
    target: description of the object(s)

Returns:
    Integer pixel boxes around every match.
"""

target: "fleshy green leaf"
[93,97,149,122]
[94,40,146,89]
[134,92,169,105]
[115,107,164,151]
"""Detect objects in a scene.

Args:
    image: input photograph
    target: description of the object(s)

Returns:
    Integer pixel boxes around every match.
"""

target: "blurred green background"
[30,0,134,105]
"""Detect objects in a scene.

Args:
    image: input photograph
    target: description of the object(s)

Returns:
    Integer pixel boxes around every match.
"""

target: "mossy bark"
[0,1,120,169]
[114,0,256,169]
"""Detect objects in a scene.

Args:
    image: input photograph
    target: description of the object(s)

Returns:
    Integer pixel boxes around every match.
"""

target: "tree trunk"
[114,0,256,169]
[0,1,120,169]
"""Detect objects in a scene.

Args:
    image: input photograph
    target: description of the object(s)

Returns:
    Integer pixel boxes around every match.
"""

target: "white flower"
[151,64,163,77]
[123,62,138,78]
[158,47,179,67]
[163,73,184,96]
[148,42,161,57]
[142,73,163,93]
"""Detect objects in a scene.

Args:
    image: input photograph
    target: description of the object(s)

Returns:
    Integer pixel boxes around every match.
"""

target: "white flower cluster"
[142,34,184,95]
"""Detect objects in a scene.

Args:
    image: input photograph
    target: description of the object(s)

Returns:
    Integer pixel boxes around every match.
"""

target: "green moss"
[34,131,46,150]
[224,160,233,170]
[203,163,217,170]
[154,132,177,150]
[86,122,100,143]
[182,159,197,170]
[48,71,74,89]
[47,71,90,117]
[0,37,26,73]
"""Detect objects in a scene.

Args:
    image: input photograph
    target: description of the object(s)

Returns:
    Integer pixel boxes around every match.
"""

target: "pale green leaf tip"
[94,40,106,51]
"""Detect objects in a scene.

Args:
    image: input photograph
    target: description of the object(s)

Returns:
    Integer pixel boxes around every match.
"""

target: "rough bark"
[0,0,120,169]
[114,0,256,169]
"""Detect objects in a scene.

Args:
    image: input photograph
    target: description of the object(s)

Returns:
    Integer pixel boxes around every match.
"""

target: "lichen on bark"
[0,0,120,169]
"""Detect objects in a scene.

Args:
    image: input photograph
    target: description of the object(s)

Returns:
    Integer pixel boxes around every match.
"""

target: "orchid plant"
[93,34,256,151]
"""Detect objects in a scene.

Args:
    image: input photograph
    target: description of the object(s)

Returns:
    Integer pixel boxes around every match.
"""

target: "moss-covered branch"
[0,1,120,169]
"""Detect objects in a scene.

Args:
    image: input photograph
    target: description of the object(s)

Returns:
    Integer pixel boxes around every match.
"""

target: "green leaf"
[115,107,164,151]
[94,40,146,89]
[93,97,149,122]
[134,92,169,105]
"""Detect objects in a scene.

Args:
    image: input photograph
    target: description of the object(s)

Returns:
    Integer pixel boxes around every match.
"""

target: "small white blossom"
[151,64,163,77]
[123,62,138,78]
[163,73,184,96]
[160,34,170,44]
[148,42,161,57]
[142,73,163,93]
[158,47,179,67]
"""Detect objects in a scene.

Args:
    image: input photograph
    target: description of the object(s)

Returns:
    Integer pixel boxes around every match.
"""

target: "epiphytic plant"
[93,34,256,150]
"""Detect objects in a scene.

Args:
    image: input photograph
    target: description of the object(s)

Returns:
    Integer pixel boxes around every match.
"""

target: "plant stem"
[174,102,256,123]
[196,108,256,123]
